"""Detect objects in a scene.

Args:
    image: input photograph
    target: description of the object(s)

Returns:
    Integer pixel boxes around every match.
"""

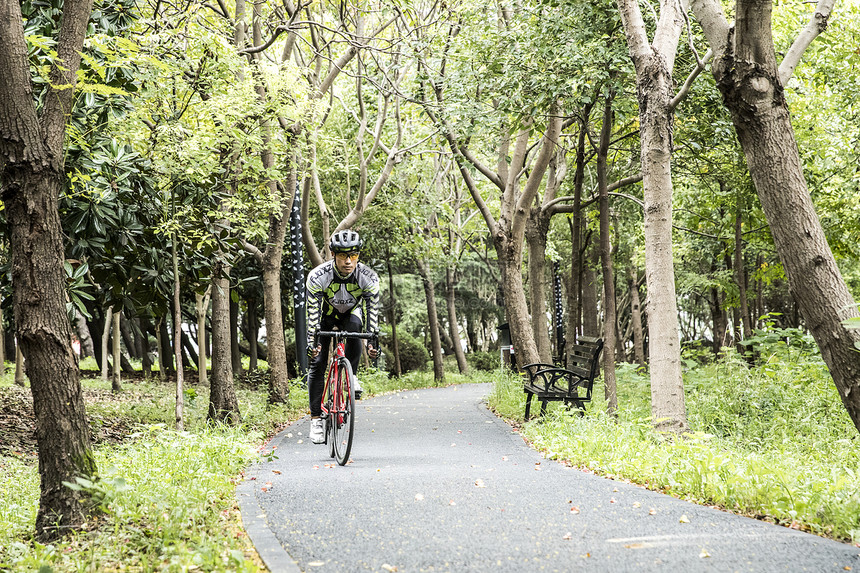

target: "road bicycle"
[315,330,378,466]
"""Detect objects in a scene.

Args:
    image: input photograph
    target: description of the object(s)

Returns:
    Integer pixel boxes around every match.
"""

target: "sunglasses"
[335,252,360,262]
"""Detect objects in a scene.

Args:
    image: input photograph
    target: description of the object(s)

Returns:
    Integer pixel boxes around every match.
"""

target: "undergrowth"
[488,346,860,544]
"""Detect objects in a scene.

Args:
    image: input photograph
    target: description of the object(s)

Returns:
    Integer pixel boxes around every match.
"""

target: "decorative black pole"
[290,182,307,376]
[552,261,565,358]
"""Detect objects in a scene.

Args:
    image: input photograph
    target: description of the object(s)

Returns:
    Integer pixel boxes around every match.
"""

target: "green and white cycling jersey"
[306,260,380,340]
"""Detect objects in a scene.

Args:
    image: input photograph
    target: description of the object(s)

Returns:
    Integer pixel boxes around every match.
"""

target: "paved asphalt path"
[237,383,860,572]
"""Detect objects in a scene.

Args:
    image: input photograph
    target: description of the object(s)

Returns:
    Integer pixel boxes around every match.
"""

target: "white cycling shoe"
[310,418,325,444]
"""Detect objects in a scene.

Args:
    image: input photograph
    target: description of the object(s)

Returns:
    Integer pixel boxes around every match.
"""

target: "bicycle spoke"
[332,358,355,465]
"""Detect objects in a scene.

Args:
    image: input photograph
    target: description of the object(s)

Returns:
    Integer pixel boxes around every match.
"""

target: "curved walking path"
[237,383,859,572]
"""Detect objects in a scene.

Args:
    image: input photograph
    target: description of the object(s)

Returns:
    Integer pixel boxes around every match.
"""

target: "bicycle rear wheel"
[324,372,336,459]
[332,357,356,465]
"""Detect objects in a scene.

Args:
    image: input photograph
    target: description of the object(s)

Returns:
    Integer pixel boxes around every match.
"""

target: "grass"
[0,358,490,572]
[488,345,860,544]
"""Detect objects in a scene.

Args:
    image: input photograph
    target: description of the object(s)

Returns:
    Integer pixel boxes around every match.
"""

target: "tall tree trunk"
[0,0,98,536]
[416,259,444,385]
[74,312,94,358]
[111,311,121,392]
[734,195,751,341]
[209,271,240,423]
[247,301,259,372]
[101,308,112,382]
[445,264,469,374]
[0,308,5,375]
[581,254,601,338]
[386,257,402,377]
[693,0,860,433]
[525,210,553,363]
[155,318,166,382]
[629,266,646,367]
[172,236,185,431]
[15,343,26,386]
[229,296,242,379]
[597,93,618,415]
[565,120,591,358]
[618,0,689,432]
[709,287,728,354]
[196,292,209,386]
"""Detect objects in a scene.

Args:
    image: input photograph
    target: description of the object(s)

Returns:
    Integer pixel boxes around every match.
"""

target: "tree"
[616,0,691,432]
[692,0,860,433]
[0,0,98,539]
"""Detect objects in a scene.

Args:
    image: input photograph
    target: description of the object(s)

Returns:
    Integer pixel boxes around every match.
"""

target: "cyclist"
[306,229,380,444]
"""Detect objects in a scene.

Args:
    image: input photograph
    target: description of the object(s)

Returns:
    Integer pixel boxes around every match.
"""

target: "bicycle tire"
[325,368,336,459]
[332,357,356,465]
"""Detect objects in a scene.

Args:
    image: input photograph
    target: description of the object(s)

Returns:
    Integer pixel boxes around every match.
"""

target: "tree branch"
[778,0,836,84]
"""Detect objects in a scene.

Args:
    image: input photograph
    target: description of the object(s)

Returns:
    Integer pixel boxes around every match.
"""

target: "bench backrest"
[566,336,603,383]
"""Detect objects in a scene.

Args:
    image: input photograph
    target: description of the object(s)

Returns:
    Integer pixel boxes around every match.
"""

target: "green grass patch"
[0,361,487,571]
[487,349,860,543]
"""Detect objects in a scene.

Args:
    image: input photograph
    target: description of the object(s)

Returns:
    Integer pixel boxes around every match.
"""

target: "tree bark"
[597,93,618,415]
[229,295,242,379]
[0,0,97,537]
[172,235,185,431]
[101,308,112,382]
[386,258,402,377]
[209,271,240,423]
[618,0,689,432]
[196,291,209,386]
[693,0,860,433]
[629,266,646,367]
[416,259,445,385]
[111,311,121,392]
[15,344,27,386]
[445,264,469,374]
[525,210,553,363]
[734,194,751,341]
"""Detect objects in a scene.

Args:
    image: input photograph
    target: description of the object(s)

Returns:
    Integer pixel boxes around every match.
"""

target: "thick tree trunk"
[565,122,590,357]
[711,19,860,432]
[525,211,553,363]
[2,163,97,541]
[618,0,689,432]
[496,241,541,368]
[597,94,618,415]
[209,272,240,423]
[416,259,445,385]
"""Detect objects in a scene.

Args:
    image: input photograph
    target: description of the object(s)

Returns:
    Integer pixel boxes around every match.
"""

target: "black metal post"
[553,261,565,357]
[290,182,308,376]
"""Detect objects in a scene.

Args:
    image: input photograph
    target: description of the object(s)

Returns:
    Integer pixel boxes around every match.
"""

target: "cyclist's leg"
[342,313,364,375]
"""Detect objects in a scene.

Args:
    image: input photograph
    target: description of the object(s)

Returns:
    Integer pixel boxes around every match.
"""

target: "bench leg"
[524,393,534,420]
[539,399,548,417]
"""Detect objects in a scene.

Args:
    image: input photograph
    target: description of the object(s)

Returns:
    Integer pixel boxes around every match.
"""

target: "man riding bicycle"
[306,229,380,445]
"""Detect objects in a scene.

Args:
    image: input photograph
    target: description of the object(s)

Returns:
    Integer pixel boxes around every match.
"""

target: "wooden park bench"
[521,336,604,420]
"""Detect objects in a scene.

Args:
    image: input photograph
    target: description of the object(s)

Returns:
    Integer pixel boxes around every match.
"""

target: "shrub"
[380,329,429,374]
[467,351,498,372]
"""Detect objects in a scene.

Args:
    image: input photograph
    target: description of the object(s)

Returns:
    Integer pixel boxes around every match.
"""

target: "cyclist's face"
[334,251,359,274]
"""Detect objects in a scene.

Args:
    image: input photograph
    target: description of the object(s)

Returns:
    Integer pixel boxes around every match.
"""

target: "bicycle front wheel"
[332,357,356,465]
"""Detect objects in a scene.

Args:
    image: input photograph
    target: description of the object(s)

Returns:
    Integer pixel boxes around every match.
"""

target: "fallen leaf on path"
[633,502,641,508]
[308,561,325,567]
[649,508,657,515]
[679,514,690,523]
[570,506,580,514]
[381,565,398,572]
[475,479,486,488]
[699,548,711,558]
[624,543,645,549]
[610,498,617,504]
[415,494,424,501]
[563,532,572,540]
[272,470,281,474]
